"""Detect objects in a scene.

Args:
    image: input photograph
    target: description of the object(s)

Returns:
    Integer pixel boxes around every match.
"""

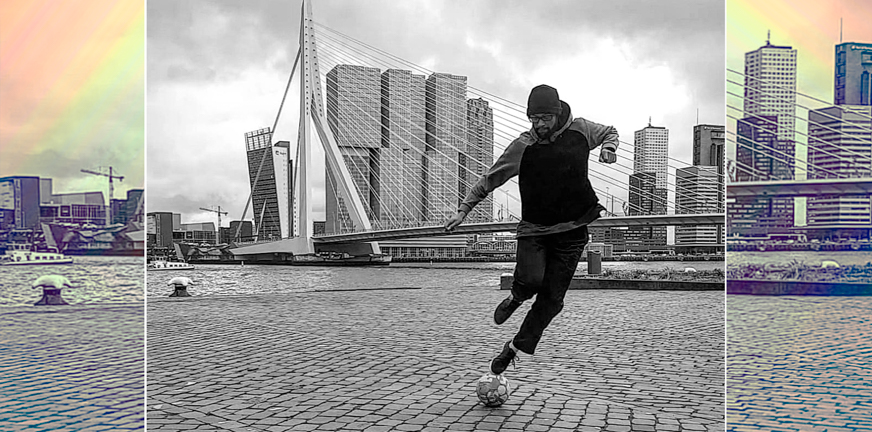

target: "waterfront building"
[806,105,872,233]
[245,128,292,241]
[147,212,174,248]
[744,38,798,141]
[174,222,217,245]
[0,176,41,229]
[835,42,872,106]
[380,68,427,226]
[676,166,721,245]
[326,65,382,232]
[463,98,494,223]
[378,235,469,259]
[425,72,468,223]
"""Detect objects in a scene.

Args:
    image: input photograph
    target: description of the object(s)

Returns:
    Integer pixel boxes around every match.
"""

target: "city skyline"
[146,0,724,228]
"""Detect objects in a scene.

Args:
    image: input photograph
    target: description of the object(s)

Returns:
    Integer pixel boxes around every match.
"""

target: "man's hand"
[599,148,617,163]
[444,210,467,231]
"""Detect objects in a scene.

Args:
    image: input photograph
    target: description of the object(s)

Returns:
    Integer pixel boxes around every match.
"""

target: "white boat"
[148,260,195,271]
[0,249,74,266]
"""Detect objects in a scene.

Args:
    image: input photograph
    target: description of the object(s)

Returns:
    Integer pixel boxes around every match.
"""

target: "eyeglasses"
[529,114,555,123]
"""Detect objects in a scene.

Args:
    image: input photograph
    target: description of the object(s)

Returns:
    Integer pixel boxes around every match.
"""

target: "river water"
[728,251,872,267]
[145,260,724,298]
[0,256,144,307]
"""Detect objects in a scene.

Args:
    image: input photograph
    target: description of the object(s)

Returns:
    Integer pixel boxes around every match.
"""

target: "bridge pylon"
[232,0,380,258]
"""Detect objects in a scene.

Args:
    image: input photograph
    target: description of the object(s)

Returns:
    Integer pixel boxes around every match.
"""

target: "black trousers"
[510,226,588,355]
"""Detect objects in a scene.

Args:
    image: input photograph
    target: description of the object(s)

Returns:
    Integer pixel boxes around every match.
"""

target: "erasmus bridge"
[229,0,724,258]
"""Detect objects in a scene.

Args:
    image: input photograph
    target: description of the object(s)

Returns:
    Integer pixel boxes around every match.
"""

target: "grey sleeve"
[457,137,528,214]
[577,118,619,152]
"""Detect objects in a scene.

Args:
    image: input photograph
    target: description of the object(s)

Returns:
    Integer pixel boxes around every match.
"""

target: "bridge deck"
[728,179,872,198]
[313,213,725,244]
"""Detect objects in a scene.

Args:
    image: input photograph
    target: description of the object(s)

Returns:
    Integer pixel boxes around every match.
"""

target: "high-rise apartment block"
[835,42,872,106]
[626,123,668,249]
[743,40,797,141]
[245,128,292,241]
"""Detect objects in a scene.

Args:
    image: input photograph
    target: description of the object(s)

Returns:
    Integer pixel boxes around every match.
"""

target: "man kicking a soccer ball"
[445,84,619,375]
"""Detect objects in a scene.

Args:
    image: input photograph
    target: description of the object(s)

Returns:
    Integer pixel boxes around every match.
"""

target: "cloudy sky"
[726,0,872,225]
[147,0,725,228]
[0,0,144,200]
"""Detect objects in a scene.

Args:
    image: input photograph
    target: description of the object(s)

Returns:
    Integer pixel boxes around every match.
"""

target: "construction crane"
[200,206,229,244]
[81,167,123,226]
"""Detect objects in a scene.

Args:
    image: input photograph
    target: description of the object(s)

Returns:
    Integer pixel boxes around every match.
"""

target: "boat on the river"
[148,260,195,271]
[0,249,74,266]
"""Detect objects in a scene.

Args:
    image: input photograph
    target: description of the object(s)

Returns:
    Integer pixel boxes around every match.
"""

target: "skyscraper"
[693,124,725,168]
[325,64,382,232]
[245,128,292,241]
[425,73,468,222]
[835,42,872,106]
[463,98,494,223]
[633,123,669,191]
[627,123,668,249]
[743,38,798,141]
[381,69,427,226]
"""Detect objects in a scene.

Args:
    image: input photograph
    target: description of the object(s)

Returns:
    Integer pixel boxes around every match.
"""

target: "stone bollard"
[32,275,72,305]
[587,250,602,275]
[500,273,513,290]
[168,277,194,297]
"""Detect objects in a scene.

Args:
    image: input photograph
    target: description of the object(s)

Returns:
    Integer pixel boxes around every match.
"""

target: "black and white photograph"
[146,1,725,431]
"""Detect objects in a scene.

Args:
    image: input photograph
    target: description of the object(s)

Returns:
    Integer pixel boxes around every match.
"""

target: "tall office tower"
[245,128,291,241]
[633,123,669,192]
[693,124,726,241]
[806,105,872,230]
[693,124,726,168]
[626,172,667,249]
[325,65,382,233]
[381,69,427,227]
[463,98,494,223]
[744,38,798,141]
[627,123,668,248]
[675,166,721,245]
[424,73,468,222]
[835,42,872,106]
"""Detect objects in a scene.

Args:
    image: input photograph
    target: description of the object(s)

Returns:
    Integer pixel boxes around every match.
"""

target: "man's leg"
[494,235,547,325]
[512,227,587,355]
[491,235,548,374]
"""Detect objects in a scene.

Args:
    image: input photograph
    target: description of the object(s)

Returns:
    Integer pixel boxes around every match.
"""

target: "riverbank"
[727,261,872,283]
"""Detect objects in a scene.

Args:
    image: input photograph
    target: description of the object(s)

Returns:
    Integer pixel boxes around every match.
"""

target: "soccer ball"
[476,373,511,407]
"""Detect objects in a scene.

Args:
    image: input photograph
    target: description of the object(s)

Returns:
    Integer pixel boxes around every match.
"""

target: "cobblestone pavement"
[0,304,145,431]
[148,287,724,431]
[727,296,872,431]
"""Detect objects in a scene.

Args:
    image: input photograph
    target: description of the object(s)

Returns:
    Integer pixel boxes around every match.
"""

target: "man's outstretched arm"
[445,136,530,230]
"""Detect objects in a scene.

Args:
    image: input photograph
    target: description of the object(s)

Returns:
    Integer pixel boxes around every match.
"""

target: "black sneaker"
[490,341,517,375]
[494,297,522,325]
